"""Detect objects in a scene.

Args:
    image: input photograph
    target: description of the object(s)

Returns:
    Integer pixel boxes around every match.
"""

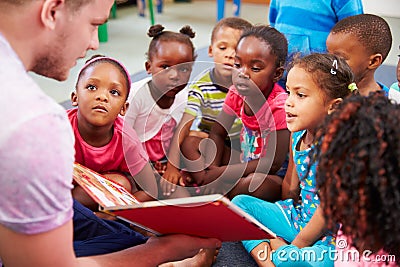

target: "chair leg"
[156,0,163,13]
[98,23,108,43]
[148,0,155,25]
[217,0,225,21]
[110,1,117,19]
[138,0,145,17]
[233,0,241,17]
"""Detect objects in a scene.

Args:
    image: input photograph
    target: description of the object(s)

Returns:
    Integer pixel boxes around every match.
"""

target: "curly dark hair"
[288,53,356,101]
[239,25,288,68]
[146,24,197,61]
[330,14,392,63]
[316,92,400,262]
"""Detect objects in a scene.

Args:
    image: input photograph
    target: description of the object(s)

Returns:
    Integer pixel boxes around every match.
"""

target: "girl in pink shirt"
[317,92,400,266]
[69,55,158,209]
[182,25,290,200]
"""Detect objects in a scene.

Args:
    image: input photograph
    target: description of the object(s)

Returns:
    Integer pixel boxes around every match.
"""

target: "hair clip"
[348,82,358,92]
[330,59,338,75]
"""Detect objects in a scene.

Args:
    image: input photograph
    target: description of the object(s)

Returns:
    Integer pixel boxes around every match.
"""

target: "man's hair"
[0,0,90,11]
[330,14,392,63]
[65,0,91,12]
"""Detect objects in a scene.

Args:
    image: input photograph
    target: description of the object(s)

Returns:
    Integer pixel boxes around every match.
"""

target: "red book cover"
[110,195,276,242]
[73,163,276,242]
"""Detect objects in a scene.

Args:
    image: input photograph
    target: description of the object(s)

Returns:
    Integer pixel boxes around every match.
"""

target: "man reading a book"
[0,1,220,266]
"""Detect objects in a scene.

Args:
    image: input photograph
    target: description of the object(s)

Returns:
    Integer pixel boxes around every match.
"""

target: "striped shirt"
[185,69,242,138]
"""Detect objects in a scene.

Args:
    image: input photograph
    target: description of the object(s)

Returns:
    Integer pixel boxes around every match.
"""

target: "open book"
[73,163,276,242]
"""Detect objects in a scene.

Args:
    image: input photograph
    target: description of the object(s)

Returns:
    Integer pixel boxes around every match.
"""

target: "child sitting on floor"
[183,25,290,200]
[326,13,400,102]
[68,55,157,209]
[232,53,355,266]
[124,24,196,198]
[316,92,400,266]
[163,17,252,194]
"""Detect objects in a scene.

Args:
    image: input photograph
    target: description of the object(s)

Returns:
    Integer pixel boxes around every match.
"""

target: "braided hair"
[316,92,400,262]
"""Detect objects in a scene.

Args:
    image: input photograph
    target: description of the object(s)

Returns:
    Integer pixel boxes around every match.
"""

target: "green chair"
[98,22,108,43]
[98,1,155,43]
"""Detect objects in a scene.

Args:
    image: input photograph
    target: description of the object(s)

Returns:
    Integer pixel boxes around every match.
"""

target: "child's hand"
[160,164,182,196]
[154,160,167,175]
[270,237,288,251]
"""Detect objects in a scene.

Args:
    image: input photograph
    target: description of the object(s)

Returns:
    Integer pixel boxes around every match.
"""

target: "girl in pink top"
[69,55,158,209]
[182,25,290,200]
[317,92,400,266]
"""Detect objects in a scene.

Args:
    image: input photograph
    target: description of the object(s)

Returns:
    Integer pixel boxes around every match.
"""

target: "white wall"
[362,0,400,18]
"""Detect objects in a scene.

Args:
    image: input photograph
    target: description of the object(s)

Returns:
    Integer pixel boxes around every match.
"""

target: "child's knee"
[181,135,201,154]
[231,194,253,211]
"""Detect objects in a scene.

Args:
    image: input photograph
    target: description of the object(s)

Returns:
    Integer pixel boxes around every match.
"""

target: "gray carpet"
[212,242,258,266]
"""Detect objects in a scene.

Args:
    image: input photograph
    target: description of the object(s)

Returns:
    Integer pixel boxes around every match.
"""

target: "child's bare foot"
[160,248,219,267]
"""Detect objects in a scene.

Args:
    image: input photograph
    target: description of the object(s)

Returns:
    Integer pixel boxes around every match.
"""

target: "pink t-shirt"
[68,109,148,176]
[144,118,177,162]
[335,232,398,267]
[222,84,287,162]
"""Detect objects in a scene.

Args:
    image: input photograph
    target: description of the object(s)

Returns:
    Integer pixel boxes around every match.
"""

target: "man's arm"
[0,221,221,267]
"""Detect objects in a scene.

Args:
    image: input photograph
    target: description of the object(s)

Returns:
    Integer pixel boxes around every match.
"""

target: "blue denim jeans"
[73,199,148,257]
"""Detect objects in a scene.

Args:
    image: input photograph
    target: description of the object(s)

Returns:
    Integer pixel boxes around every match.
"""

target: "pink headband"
[79,56,132,93]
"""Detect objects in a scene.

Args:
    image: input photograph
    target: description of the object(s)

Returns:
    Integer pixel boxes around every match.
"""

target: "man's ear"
[40,0,66,30]
[119,102,129,116]
[368,53,383,70]
[273,67,285,83]
[327,98,343,114]
[145,61,151,74]
[71,91,78,106]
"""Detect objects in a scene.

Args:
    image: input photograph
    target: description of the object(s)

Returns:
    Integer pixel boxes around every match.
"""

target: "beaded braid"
[316,92,400,262]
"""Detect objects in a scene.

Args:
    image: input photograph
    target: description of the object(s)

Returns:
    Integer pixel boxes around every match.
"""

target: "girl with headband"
[68,55,158,210]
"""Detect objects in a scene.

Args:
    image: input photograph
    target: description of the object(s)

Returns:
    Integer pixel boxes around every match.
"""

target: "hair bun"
[147,24,165,38]
[179,25,196,39]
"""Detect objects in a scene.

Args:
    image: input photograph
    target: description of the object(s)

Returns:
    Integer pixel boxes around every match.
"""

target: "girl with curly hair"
[317,91,400,266]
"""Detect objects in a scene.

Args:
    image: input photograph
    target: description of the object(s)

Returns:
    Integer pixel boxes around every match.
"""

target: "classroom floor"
[30,0,400,104]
